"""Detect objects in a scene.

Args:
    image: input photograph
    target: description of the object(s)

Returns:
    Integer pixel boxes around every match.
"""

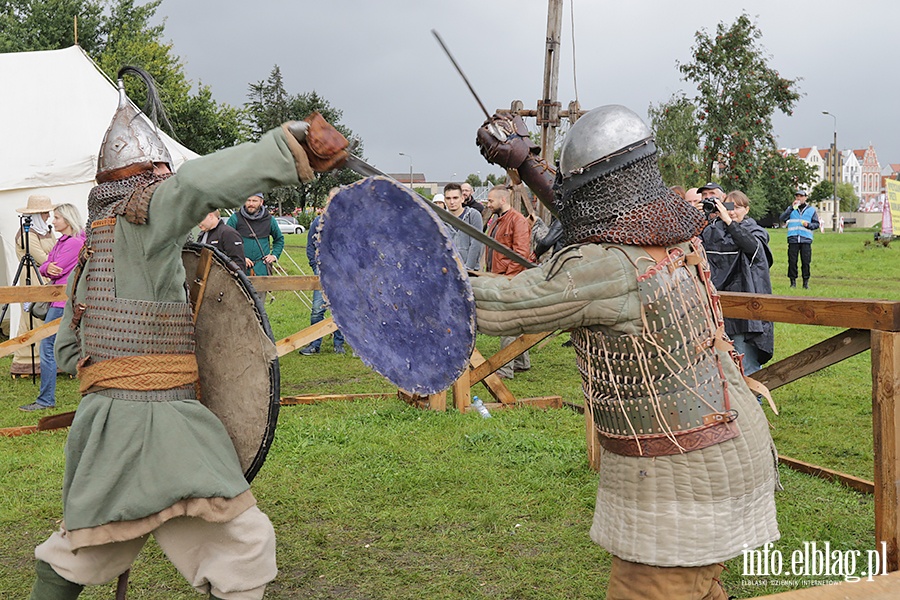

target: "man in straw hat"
[9,194,57,376]
[28,66,347,599]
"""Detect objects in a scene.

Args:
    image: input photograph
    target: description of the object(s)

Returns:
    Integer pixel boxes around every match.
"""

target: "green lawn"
[0,229,895,598]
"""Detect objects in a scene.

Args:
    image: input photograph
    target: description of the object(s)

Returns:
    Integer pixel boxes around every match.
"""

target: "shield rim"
[317,176,476,395]
[184,241,279,483]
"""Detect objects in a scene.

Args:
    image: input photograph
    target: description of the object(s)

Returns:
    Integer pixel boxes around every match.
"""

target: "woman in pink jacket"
[20,203,85,411]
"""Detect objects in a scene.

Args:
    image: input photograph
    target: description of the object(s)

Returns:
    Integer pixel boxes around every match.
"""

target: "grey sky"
[156,0,897,183]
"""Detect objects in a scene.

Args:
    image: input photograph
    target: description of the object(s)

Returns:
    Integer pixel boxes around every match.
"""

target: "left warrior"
[29,67,341,599]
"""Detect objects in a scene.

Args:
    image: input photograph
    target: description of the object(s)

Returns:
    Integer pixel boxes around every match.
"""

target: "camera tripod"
[0,215,46,382]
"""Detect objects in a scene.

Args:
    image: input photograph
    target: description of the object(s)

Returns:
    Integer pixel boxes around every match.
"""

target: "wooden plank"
[752,329,870,391]
[0,425,38,438]
[274,318,338,357]
[427,390,447,412]
[871,329,900,572]
[719,292,900,331]
[0,284,67,303]
[247,275,321,292]
[586,403,601,472]
[517,395,562,409]
[778,455,874,495]
[468,332,554,384]
[756,569,900,598]
[189,247,214,323]
[470,396,563,412]
[452,366,471,412]
[470,347,517,405]
[280,393,395,406]
[0,318,61,358]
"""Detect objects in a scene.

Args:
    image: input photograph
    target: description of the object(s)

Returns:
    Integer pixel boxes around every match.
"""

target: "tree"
[678,13,801,191]
[465,174,482,188]
[809,180,833,205]
[485,173,505,186]
[648,93,703,188]
[0,0,104,54]
[245,66,292,140]
[244,67,364,213]
[749,151,816,221]
[172,84,247,155]
[837,182,859,210]
[96,0,246,154]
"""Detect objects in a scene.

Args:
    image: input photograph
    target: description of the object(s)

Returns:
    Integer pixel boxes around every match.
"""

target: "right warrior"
[472,106,780,599]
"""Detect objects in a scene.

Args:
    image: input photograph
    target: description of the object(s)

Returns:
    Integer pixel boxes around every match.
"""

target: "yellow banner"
[886,179,900,235]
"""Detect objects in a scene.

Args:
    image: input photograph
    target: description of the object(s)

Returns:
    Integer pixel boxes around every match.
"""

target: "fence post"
[871,329,900,572]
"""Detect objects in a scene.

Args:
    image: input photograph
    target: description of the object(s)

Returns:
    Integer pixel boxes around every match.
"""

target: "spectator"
[443,183,484,270]
[300,187,346,355]
[485,185,532,378]
[701,190,774,375]
[197,210,245,271]
[698,181,724,203]
[227,193,284,276]
[432,193,446,210]
[11,195,57,376]
[685,187,702,210]
[779,189,819,288]
[670,185,686,199]
[19,203,85,411]
[461,181,486,214]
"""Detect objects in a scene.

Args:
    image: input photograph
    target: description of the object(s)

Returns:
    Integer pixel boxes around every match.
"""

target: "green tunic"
[55,127,302,536]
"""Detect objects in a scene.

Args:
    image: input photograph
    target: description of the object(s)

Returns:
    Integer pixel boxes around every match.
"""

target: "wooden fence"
[3,280,900,592]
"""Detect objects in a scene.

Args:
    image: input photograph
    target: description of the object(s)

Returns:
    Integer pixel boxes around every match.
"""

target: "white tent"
[0,45,198,331]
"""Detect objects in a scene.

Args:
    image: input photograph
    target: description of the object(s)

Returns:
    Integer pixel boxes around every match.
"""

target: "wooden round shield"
[182,243,279,482]
[318,176,476,395]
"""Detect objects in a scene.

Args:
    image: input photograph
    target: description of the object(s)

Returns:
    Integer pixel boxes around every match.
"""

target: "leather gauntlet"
[302,112,350,172]
[475,111,540,170]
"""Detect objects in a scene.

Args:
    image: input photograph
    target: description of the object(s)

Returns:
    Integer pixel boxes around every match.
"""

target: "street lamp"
[822,111,839,232]
[399,152,413,190]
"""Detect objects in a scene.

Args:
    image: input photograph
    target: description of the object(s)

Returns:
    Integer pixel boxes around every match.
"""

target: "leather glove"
[475,111,540,170]
[301,112,350,172]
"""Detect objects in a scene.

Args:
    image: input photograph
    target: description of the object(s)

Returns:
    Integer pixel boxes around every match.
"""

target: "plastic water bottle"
[472,396,491,418]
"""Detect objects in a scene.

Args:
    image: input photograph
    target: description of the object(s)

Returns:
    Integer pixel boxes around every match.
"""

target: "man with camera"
[700,187,774,375]
[698,181,727,213]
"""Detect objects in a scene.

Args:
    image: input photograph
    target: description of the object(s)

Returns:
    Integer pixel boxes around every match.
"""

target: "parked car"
[275,216,305,235]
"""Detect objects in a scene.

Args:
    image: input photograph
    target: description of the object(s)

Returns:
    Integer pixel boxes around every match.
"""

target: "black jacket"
[198,219,245,271]
[701,216,774,363]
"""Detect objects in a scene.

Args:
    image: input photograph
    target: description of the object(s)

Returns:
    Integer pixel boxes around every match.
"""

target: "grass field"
[0,228,896,598]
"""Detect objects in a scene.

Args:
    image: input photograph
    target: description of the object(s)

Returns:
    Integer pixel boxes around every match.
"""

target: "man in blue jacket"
[299,187,346,355]
[779,189,819,289]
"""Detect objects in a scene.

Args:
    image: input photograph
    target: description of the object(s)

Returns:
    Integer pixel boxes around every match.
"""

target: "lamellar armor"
[559,105,738,458]
[574,240,738,457]
[76,67,197,401]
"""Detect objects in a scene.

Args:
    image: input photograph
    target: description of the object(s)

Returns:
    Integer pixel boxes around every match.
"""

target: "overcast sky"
[155,0,897,182]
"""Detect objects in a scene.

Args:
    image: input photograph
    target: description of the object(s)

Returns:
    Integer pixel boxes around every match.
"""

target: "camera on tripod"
[701,199,734,215]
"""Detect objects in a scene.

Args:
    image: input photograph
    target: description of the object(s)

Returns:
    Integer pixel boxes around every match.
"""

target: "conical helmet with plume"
[96,66,173,182]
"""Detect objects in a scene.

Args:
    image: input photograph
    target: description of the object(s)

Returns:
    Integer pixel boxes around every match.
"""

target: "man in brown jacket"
[484,185,532,378]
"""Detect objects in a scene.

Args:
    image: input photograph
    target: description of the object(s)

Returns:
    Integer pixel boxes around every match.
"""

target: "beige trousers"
[35,506,276,600]
[606,556,727,600]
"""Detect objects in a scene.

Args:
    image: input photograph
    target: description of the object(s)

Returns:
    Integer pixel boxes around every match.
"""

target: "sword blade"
[344,155,537,270]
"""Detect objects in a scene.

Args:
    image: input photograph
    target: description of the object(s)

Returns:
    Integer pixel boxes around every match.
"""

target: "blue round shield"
[317,177,476,395]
